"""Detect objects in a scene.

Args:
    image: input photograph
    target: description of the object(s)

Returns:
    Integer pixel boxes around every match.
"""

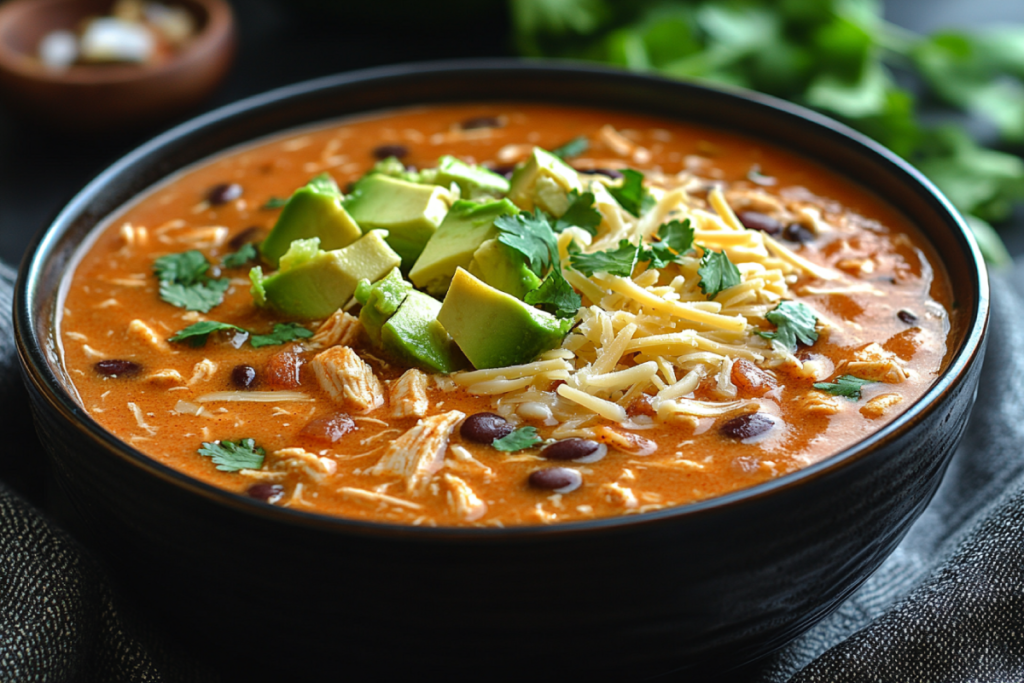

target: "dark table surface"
[0,0,1021,266]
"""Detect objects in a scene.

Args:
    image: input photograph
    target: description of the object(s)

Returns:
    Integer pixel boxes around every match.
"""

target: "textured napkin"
[0,258,1020,682]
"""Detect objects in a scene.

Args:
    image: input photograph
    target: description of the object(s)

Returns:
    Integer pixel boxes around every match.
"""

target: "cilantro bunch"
[511,0,1024,264]
[154,250,230,313]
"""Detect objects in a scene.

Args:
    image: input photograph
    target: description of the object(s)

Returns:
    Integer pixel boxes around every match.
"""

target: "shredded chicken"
[127,319,167,351]
[311,346,385,413]
[389,368,429,419]
[308,311,362,350]
[840,343,908,384]
[861,393,904,419]
[370,410,465,494]
[256,447,337,482]
[442,473,487,521]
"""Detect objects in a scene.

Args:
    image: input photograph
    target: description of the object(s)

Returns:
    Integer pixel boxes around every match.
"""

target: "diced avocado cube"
[355,268,414,346]
[507,147,581,216]
[423,156,510,199]
[260,174,362,268]
[382,291,465,374]
[408,199,519,297]
[344,174,451,269]
[438,268,570,369]
[467,238,542,301]
[250,232,401,320]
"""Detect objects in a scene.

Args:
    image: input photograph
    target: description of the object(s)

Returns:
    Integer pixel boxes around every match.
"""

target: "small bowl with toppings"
[14,62,988,680]
[0,0,233,132]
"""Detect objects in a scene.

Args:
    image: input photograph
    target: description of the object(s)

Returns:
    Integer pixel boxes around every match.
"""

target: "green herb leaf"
[158,278,230,313]
[554,190,602,235]
[221,243,258,268]
[524,267,581,318]
[198,439,265,472]
[608,169,647,217]
[154,250,209,286]
[168,320,246,347]
[697,248,741,299]
[813,375,877,400]
[551,135,590,159]
[757,300,819,353]
[492,426,542,452]
[569,238,640,277]
[494,209,560,276]
[262,196,288,209]
[641,218,696,269]
[249,323,314,349]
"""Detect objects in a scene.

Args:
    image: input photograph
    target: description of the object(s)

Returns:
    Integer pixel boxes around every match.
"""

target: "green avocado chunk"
[438,268,570,369]
[355,268,414,346]
[423,156,510,199]
[507,147,582,216]
[250,232,401,320]
[383,291,465,373]
[260,174,362,268]
[408,198,519,297]
[467,238,542,301]
[344,174,451,270]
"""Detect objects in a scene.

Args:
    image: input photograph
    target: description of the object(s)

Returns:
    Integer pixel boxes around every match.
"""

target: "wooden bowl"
[0,0,234,133]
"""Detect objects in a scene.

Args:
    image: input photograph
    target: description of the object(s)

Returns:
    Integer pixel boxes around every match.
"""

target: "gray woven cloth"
[1,258,1022,682]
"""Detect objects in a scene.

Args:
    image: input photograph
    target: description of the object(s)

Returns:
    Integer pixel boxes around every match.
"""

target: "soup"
[58,103,952,526]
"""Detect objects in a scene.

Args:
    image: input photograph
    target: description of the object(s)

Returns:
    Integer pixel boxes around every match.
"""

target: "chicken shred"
[370,410,465,494]
[311,346,384,413]
[389,368,429,419]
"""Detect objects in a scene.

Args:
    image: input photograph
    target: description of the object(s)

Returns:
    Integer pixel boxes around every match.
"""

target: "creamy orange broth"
[59,103,952,526]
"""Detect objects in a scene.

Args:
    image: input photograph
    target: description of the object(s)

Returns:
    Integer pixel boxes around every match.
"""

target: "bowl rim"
[14,58,991,540]
[0,0,233,85]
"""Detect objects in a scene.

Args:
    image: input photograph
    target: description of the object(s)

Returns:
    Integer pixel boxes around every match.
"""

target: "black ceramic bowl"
[15,61,989,681]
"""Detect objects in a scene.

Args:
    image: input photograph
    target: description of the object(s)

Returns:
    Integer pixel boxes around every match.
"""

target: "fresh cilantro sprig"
[554,190,602,235]
[608,168,647,217]
[814,375,877,400]
[494,209,561,277]
[697,249,741,299]
[492,426,543,452]
[569,238,640,277]
[169,321,311,349]
[198,439,265,472]
[153,250,230,313]
[757,301,820,353]
[222,243,257,268]
[642,219,694,269]
[551,136,590,159]
[250,323,314,348]
[524,267,581,319]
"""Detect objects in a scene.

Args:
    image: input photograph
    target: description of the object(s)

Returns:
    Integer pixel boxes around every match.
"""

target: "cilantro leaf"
[813,375,876,400]
[551,136,590,159]
[757,300,819,353]
[554,191,602,235]
[640,219,695,269]
[250,323,314,349]
[524,267,581,318]
[158,278,230,313]
[154,250,209,286]
[198,439,265,472]
[169,320,246,347]
[262,196,288,209]
[494,209,560,276]
[222,243,257,269]
[608,169,647,217]
[697,249,742,299]
[569,239,640,277]
[492,426,542,452]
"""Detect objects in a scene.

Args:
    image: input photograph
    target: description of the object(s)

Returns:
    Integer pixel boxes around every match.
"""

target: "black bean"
[528,467,583,493]
[460,116,501,130]
[372,144,409,160]
[736,211,783,235]
[207,182,242,205]
[461,412,514,443]
[782,223,815,244]
[897,309,918,325]
[489,164,516,179]
[247,483,284,503]
[94,359,141,377]
[542,438,601,461]
[583,168,623,180]
[228,225,264,250]
[719,412,776,440]
[231,365,257,389]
